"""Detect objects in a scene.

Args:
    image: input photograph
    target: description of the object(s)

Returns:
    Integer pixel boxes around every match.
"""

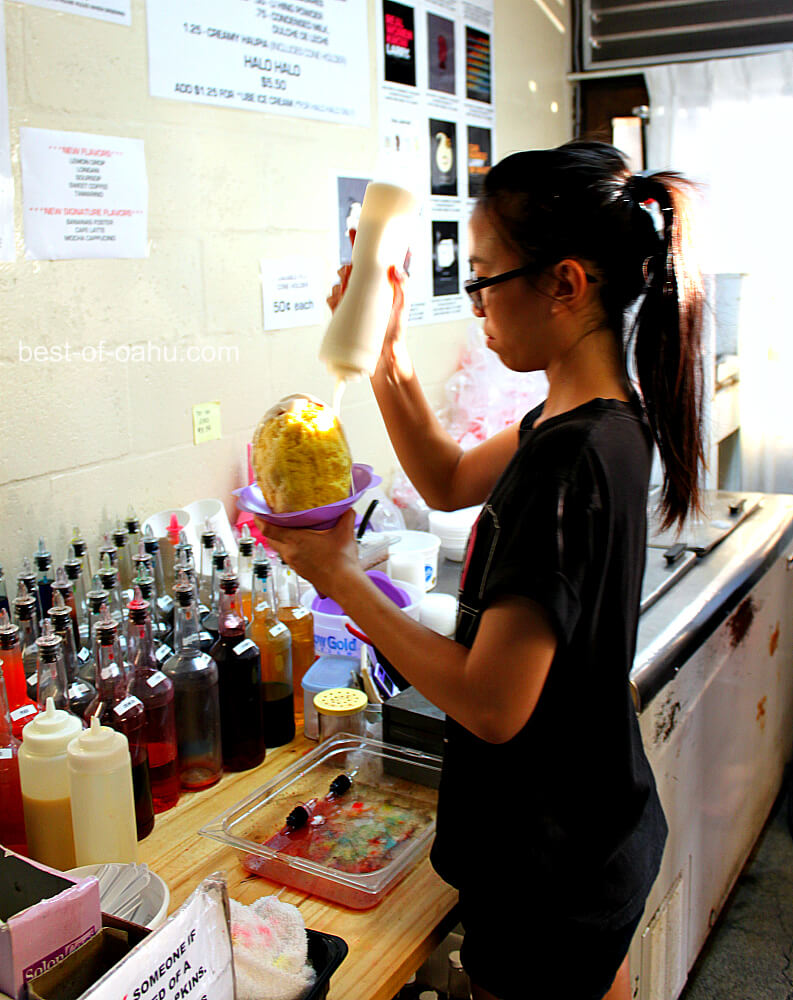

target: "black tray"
[305,929,348,999]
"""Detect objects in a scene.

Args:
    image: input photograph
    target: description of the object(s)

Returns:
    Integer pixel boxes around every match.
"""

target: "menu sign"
[146,0,370,126]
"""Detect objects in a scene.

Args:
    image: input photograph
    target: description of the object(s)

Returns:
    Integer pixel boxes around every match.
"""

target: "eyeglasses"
[463,264,598,312]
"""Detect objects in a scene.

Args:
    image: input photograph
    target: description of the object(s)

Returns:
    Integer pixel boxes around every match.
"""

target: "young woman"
[259,140,704,1000]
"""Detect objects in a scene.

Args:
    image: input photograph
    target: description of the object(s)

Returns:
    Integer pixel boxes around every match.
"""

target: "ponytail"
[480,142,706,531]
[626,173,705,531]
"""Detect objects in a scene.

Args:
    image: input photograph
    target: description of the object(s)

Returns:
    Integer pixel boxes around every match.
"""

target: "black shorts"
[458,890,642,1000]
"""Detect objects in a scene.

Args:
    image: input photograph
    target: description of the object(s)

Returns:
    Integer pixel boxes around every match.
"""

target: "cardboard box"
[0,850,102,1000]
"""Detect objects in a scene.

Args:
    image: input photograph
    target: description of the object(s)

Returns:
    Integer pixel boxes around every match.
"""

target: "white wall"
[0,0,571,578]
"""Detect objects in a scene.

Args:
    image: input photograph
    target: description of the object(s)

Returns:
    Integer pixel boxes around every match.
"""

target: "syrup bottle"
[201,541,229,641]
[199,519,217,608]
[171,561,212,654]
[130,571,173,663]
[64,548,88,643]
[112,521,133,594]
[210,568,265,771]
[15,582,41,701]
[275,557,316,729]
[126,590,180,813]
[70,527,93,588]
[98,533,119,574]
[237,525,255,622]
[0,610,39,738]
[78,583,110,685]
[35,620,74,714]
[34,539,54,617]
[125,508,142,549]
[163,573,223,789]
[98,553,125,627]
[0,565,10,618]
[143,526,174,632]
[0,670,27,855]
[250,558,295,748]
[17,559,40,622]
[86,606,155,840]
[51,566,81,651]
[49,593,96,723]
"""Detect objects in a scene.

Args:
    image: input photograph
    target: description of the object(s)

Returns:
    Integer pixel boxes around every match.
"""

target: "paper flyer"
[146,0,370,126]
[20,127,148,260]
[376,0,495,324]
[17,0,131,26]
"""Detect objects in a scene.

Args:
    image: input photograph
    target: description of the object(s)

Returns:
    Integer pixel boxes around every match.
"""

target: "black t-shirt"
[429,397,668,928]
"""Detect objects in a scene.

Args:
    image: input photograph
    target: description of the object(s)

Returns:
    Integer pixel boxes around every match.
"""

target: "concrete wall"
[0,0,571,578]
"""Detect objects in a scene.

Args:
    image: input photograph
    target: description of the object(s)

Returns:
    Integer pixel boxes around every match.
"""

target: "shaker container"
[314,687,368,742]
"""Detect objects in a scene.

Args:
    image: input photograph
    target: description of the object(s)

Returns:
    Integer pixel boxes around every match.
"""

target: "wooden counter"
[138,733,459,1000]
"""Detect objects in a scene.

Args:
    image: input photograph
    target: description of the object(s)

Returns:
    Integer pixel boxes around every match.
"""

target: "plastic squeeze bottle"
[318,181,417,382]
[67,716,137,865]
[18,697,82,870]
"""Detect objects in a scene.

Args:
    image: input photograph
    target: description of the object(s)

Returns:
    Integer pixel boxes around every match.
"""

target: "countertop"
[138,733,459,1000]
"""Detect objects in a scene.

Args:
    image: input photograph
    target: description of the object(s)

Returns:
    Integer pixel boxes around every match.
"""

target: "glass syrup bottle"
[17,559,40,623]
[70,527,93,589]
[250,558,295,748]
[64,547,88,643]
[237,525,255,622]
[131,571,173,665]
[78,583,110,685]
[35,620,74,715]
[98,532,118,574]
[210,568,265,771]
[126,590,180,813]
[86,606,155,840]
[0,565,10,618]
[51,566,81,651]
[113,521,133,594]
[275,557,316,728]
[143,526,174,633]
[0,669,28,855]
[201,541,229,641]
[125,508,142,550]
[34,539,54,618]
[0,610,39,738]
[199,519,217,609]
[49,593,96,723]
[15,582,41,702]
[163,573,223,790]
[98,553,126,628]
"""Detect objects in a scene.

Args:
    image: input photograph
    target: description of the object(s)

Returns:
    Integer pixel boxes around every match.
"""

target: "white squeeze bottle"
[319,181,417,385]
[17,697,83,871]
[67,715,138,865]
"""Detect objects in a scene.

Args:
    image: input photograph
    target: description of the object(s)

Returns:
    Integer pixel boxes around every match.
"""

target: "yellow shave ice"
[252,394,353,513]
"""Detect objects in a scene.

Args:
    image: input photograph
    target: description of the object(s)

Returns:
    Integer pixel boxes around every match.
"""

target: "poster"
[0,2,13,260]
[20,128,148,260]
[146,0,370,126]
[260,256,324,330]
[16,0,131,26]
[377,0,494,324]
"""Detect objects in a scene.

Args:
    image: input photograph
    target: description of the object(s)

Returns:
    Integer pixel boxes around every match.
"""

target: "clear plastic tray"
[199,734,442,909]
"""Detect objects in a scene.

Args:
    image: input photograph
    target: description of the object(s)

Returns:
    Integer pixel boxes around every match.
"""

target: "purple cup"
[233,463,382,530]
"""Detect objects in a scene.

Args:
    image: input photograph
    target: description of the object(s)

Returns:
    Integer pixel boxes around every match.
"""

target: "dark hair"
[479,140,704,530]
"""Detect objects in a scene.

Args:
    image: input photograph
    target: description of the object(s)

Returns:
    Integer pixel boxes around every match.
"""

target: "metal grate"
[579,0,793,70]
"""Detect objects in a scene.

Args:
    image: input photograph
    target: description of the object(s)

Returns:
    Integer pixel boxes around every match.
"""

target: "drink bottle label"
[147,670,168,687]
[11,704,37,721]
[233,639,257,656]
[115,694,143,716]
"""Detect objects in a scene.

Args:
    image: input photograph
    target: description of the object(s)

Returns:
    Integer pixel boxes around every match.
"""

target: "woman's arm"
[330,262,520,512]
[261,511,557,743]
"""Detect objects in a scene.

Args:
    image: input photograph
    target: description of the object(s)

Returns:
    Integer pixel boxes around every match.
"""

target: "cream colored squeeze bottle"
[17,697,82,870]
[67,715,138,865]
[319,181,417,383]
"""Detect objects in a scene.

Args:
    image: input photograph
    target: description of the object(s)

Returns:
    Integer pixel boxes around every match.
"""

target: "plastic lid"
[21,698,83,755]
[419,593,458,636]
[387,530,441,553]
[301,656,358,694]
[67,715,130,773]
[313,687,368,717]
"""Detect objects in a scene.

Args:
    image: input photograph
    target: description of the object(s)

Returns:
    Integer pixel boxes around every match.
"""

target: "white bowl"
[66,863,170,929]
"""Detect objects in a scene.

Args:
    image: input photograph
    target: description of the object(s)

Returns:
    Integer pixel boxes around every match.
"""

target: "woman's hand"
[253,509,363,601]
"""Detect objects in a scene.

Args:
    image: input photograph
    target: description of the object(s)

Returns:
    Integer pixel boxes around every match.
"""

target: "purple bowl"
[311,570,410,615]
[233,463,382,530]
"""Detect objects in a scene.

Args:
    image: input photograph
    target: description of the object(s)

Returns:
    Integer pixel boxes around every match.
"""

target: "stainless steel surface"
[647,490,763,555]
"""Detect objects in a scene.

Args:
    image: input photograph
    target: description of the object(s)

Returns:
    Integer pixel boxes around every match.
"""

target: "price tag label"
[147,670,168,688]
[114,695,143,717]
[233,639,257,656]
[11,704,38,722]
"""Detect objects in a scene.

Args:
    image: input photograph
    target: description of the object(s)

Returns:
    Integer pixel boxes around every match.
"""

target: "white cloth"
[229,896,316,1000]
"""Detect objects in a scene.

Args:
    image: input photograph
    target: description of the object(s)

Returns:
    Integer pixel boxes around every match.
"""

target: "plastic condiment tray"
[199,734,441,909]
